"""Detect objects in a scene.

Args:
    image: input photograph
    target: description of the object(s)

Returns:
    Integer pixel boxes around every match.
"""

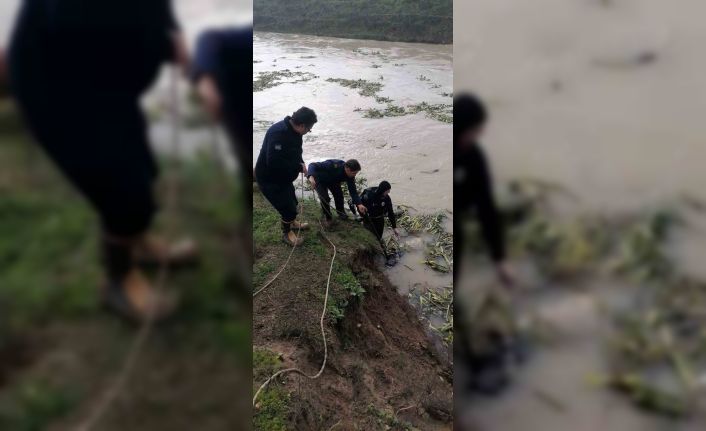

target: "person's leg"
[373,218,385,242]
[330,184,347,219]
[316,182,333,220]
[258,181,302,245]
[14,95,176,321]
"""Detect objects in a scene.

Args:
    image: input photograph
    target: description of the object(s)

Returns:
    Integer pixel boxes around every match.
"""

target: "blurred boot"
[133,234,199,266]
[101,236,177,323]
[281,221,303,246]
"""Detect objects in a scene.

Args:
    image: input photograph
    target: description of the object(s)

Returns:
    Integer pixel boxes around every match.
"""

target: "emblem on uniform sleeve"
[275,144,282,150]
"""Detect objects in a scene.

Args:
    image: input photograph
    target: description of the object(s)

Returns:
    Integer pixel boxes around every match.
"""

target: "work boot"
[101,269,178,323]
[101,236,177,323]
[282,230,304,246]
[291,220,310,231]
[337,212,350,221]
[321,218,333,229]
[133,234,199,267]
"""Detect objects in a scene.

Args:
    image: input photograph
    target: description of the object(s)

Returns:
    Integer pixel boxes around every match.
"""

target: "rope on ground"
[75,67,183,431]
[252,185,337,408]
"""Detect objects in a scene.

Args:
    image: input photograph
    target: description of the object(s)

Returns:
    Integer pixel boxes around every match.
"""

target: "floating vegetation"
[441,92,453,97]
[460,177,705,415]
[417,286,453,343]
[253,60,262,63]
[374,96,392,104]
[361,102,452,123]
[253,69,319,91]
[371,63,381,68]
[599,276,706,417]
[417,75,430,82]
[610,210,678,282]
[326,78,383,97]
[362,105,405,119]
[300,55,317,59]
[397,209,453,273]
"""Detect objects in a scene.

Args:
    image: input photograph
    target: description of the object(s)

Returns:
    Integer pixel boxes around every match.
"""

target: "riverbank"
[253,189,453,430]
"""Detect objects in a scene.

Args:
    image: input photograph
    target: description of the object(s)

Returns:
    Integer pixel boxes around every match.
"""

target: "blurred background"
[454,0,706,430]
[0,1,253,430]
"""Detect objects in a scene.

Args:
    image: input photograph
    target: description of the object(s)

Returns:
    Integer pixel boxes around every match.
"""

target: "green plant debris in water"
[326,78,383,98]
[362,102,453,123]
[254,70,319,92]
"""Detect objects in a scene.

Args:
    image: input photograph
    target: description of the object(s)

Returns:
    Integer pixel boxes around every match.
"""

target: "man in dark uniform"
[454,92,516,395]
[192,26,253,184]
[255,107,316,246]
[454,93,513,285]
[7,0,194,322]
[359,181,400,265]
[307,158,367,226]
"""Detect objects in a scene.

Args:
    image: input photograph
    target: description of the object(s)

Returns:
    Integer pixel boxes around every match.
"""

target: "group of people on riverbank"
[254,107,400,263]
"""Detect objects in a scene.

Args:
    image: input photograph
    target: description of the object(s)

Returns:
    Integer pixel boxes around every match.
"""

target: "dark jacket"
[192,27,253,176]
[192,27,252,128]
[9,0,179,98]
[255,116,303,184]
[455,143,505,262]
[307,159,361,205]
[361,187,396,228]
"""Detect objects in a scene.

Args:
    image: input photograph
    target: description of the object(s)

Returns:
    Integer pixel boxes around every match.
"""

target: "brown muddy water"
[456,0,706,429]
[253,31,453,213]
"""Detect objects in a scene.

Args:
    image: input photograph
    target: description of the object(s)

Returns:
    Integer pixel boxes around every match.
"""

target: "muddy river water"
[456,0,706,429]
[253,32,453,213]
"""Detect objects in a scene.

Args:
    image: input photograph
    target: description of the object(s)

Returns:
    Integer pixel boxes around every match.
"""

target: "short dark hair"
[378,181,391,193]
[291,107,318,127]
[345,159,361,172]
[453,93,487,143]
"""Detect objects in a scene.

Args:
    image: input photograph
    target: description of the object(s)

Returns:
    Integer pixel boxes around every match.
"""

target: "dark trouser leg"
[329,184,346,218]
[259,181,299,231]
[316,182,332,219]
[101,235,133,283]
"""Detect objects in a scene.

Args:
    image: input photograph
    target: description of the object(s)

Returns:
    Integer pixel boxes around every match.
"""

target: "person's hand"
[171,31,190,75]
[356,204,367,215]
[308,176,316,188]
[196,74,222,121]
[0,47,7,94]
[301,162,307,174]
[495,260,516,289]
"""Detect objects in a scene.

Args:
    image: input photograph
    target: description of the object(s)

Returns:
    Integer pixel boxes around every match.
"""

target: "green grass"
[0,99,252,426]
[0,379,78,431]
[253,348,291,431]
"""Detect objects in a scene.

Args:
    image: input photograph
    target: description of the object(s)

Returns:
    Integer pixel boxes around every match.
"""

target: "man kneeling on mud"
[307,159,367,227]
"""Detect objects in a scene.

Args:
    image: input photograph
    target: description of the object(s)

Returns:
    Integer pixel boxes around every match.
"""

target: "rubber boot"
[281,221,304,246]
[132,234,199,267]
[101,236,177,323]
[291,220,310,230]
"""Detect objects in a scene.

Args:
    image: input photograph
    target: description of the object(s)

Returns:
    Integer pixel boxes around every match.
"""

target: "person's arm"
[0,47,7,96]
[346,178,362,205]
[472,148,506,263]
[192,30,223,119]
[386,196,398,236]
[307,162,319,187]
